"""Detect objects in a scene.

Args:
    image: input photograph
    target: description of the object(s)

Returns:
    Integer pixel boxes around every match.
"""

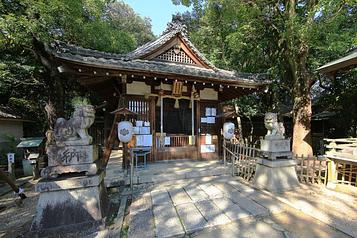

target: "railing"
[324,138,357,161]
[295,155,328,185]
[324,138,357,189]
[223,141,259,181]
[155,135,193,148]
[223,141,329,185]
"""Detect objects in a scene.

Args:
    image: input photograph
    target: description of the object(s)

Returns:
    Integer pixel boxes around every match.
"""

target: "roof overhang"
[317,50,357,75]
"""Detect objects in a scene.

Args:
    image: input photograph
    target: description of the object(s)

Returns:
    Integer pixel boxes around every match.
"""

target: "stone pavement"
[104,154,230,187]
[127,175,287,238]
[127,175,355,238]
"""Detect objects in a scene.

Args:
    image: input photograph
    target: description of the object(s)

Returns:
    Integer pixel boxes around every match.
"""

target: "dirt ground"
[0,180,39,238]
[270,205,351,238]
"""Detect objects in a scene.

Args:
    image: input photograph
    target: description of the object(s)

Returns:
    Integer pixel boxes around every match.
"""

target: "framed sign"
[7,153,15,163]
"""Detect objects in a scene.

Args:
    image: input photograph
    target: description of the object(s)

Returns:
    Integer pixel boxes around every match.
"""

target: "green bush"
[0,134,20,166]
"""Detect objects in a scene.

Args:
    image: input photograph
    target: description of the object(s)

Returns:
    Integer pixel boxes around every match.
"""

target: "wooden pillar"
[160,96,163,146]
[196,100,201,159]
[150,97,156,161]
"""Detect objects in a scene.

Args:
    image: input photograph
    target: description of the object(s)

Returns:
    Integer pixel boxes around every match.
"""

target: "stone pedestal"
[253,158,299,192]
[29,173,108,236]
[41,145,99,179]
[47,144,98,166]
[261,138,290,152]
[254,138,299,192]
[30,142,108,236]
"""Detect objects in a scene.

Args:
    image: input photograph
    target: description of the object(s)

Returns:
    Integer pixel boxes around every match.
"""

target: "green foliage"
[0,0,154,135]
[176,0,356,139]
[106,1,155,43]
[71,96,90,107]
[0,135,20,166]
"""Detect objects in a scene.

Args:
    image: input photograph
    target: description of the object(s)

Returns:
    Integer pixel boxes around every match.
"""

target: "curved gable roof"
[126,17,215,69]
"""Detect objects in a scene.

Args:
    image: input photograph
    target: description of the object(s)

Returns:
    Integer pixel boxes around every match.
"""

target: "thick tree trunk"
[292,93,313,156]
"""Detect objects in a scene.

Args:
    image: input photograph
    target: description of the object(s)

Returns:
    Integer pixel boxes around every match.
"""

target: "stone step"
[195,199,231,227]
[199,183,224,198]
[153,203,185,238]
[122,167,229,185]
[212,183,269,217]
[212,197,251,221]
[151,189,172,205]
[168,188,193,206]
[183,185,209,202]
[176,203,208,233]
[128,209,155,238]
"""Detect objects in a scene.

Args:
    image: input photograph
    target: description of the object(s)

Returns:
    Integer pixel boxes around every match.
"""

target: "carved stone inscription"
[61,148,87,164]
[260,139,290,152]
[48,145,98,166]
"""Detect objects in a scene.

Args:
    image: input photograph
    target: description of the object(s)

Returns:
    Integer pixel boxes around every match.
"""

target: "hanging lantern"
[174,99,180,109]
[188,99,192,109]
[118,121,133,143]
[223,122,235,140]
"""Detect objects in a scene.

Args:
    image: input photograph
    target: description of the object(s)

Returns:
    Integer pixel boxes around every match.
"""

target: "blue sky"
[122,0,191,36]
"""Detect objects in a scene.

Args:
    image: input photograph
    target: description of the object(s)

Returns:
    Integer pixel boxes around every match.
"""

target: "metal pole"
[191,96,195,145]
[130,148,134,197]
[223,139,226,166]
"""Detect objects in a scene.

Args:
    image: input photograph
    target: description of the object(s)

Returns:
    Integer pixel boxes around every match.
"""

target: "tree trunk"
[234,104,243,141]
[292,93,313,156]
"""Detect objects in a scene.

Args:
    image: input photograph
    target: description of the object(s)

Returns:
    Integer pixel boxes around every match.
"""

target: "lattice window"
[155,48,196,65]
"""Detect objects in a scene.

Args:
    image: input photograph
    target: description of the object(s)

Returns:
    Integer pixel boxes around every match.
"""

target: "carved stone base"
[261,151,293,160]
[47,144,98,166]
[29,173,108,236]
[260,139,290,152]
[40,162,99,178]
[253,158,299,193]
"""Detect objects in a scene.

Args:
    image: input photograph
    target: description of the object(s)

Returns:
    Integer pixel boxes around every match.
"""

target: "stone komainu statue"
[54,105,95,145]
[264,112,285,139]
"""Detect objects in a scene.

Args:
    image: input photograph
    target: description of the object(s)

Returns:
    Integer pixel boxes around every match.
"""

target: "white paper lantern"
[118,121,133,143]
[223,122,235,140]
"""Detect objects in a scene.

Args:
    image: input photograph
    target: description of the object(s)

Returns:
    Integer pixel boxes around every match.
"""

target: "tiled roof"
[54,50,266,86]
[0,108,21,119]
[317,47,357,74]
[46,17,269,87]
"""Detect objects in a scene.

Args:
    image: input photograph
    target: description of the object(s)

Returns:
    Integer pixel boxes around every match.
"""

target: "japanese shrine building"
[35,17,269,162]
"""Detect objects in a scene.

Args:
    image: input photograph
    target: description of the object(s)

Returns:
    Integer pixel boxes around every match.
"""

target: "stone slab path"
[128,175,282,238]
[104,155,230,188]
[127,175,355,238]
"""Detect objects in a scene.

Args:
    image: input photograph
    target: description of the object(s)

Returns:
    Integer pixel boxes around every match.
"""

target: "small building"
[34,17,269,163]
[0,109,25,144]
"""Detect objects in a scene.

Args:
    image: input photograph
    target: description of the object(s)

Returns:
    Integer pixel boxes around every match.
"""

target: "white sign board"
[201,145,215,153]
[136,135,153,147]
[7,153,15,163]
[207,117,215,124]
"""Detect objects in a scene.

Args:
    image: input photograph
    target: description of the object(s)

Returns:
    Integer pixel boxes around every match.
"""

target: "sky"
[122,0,192,36]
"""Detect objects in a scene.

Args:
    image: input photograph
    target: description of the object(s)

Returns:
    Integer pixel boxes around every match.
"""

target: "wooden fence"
[222,138,357,194]
[324,138,357,190]
[295,155,328,185]
[155,135,191,148]
[223,141,328,185]
[223,141,258,181]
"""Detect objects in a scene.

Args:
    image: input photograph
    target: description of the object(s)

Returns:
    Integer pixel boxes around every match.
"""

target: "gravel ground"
[0,180,39,238]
